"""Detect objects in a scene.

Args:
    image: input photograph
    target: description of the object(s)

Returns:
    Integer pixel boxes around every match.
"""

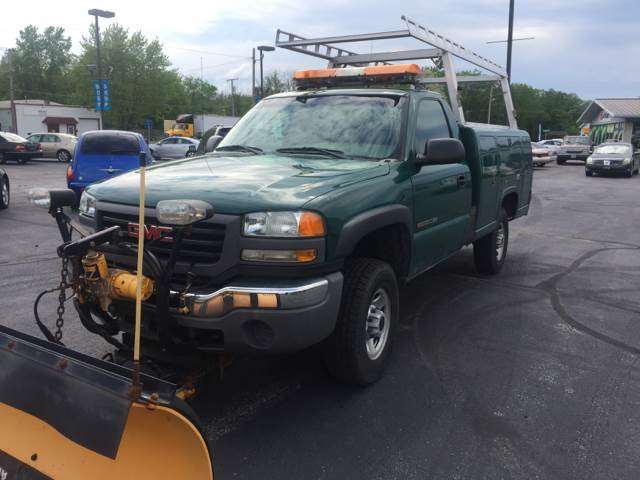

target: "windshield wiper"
[276,147,345,159]
[216,144,263,154]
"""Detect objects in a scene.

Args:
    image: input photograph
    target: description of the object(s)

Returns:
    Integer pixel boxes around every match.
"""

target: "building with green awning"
[577,98,640,148]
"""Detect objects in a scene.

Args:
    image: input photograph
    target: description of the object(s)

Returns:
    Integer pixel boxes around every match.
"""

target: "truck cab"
[77,72,532,385]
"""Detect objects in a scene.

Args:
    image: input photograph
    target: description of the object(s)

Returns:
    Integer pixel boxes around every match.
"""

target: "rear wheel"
[474,209,509,275]
[323,258,398,385]
[0,176,9,209]
[586,170,593,177]
[57,149,71,162]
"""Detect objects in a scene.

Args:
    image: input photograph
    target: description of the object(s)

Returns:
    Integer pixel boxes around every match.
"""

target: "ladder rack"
[275,15,517,129]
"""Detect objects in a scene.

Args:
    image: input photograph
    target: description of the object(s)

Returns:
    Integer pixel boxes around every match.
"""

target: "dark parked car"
[0,167,9,209]
[585,142,640,177]
[0,132,42,164]
[67,130,151,198]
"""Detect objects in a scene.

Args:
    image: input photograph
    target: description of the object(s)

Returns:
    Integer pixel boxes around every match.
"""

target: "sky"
[1,0,638,100]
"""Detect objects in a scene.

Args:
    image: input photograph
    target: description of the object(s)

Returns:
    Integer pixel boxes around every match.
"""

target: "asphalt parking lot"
[1,158,640,479]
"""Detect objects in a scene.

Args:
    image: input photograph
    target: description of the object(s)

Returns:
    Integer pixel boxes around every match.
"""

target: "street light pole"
[257,45,275,100]
[251,48,256,105]
[88,9,115,128]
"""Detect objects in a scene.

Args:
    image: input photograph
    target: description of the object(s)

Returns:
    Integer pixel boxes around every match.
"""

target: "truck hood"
[87,154,390,213]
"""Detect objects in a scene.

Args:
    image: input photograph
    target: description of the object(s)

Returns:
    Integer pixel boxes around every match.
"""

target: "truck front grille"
[99,211,226,264]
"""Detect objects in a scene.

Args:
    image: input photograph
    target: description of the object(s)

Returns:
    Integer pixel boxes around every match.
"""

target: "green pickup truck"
[78,85,532,385]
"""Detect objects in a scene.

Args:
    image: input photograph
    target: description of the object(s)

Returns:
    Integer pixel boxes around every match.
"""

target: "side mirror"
[417,138,465,166]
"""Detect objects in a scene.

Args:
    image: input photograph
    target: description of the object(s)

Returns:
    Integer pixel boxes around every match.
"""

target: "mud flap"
[0,325,213,479]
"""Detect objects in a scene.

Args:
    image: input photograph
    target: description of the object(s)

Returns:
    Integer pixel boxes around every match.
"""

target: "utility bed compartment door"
[476,136,501,231]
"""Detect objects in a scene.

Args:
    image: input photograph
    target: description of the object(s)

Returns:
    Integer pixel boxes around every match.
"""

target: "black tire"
[625,169,633,178]
[585,170,593,177]
[17,157,27,165]
[474,209,509,275]
[0,154,5,164]
[0,175,9,209]
[323,258,399,385]
[57,149,71,162]
[556,158,566,165]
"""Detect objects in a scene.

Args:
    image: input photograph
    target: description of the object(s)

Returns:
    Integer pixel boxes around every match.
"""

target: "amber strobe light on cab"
[293,63,422,88]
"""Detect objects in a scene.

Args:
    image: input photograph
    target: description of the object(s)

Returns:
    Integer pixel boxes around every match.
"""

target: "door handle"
[457,175,467,187]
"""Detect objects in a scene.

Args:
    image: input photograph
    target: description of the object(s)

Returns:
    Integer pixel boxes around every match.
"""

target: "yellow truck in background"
[164,113,239,138]
[165,114,195,137]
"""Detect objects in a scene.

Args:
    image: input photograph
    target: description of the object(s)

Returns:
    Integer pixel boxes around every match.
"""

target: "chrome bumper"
[179,277,333,318]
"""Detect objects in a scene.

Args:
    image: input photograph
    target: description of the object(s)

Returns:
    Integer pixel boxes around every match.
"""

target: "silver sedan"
[150,136,199,160]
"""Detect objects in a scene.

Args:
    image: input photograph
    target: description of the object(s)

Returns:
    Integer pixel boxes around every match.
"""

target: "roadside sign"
[92,79,112,111]
[101,80,111,111]
[144,118,153,129]
[93,80,101,110]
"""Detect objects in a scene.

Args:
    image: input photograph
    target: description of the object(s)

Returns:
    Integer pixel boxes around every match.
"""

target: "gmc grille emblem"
[127,222,173,242]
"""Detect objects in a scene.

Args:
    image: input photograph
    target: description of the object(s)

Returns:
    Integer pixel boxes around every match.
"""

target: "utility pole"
[506,0,515,81]
[201,57,204,137]
[88,9,115,129]
[227,78,238,117]
[8,49,17,133]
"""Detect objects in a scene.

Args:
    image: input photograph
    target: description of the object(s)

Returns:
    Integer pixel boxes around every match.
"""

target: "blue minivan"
[67,130,151,198]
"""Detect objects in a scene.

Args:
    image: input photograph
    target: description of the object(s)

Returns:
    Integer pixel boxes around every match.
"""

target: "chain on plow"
[34,256,75,345]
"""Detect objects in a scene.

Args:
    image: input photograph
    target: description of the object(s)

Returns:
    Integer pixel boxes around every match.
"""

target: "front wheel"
[586,170,593,177]
[474,209,509,275]
[0,176,9,209]
[323,258,398,385]
[57,149,71,162]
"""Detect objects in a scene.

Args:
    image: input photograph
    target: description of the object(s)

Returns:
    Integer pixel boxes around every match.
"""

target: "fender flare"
[334,204,412,258]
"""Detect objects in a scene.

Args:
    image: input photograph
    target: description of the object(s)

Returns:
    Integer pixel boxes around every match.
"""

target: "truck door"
[410,99,472,274]
[476,136,501,230]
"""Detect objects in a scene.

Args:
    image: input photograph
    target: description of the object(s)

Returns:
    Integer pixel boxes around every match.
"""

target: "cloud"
[2,0,638,99]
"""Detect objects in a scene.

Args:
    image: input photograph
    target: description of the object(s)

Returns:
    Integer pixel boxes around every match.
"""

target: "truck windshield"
[219,94,406,160]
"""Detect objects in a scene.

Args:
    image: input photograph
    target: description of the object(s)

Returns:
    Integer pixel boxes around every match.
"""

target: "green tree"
[0,25,73,103]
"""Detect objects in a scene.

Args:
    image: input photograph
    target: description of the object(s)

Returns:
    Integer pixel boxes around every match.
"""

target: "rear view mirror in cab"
[417,138,466,166]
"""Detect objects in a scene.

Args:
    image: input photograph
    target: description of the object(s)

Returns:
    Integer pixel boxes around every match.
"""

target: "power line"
[164,44,250,59]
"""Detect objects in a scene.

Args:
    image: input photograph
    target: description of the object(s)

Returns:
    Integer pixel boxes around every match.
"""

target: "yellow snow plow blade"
[0,325,213,480]
[0,402,212,479]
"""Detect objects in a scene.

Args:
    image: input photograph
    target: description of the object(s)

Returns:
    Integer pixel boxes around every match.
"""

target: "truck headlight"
[79,192,96,217]
[243,211,325,238]
[156,199,213,225]
[586,157,593,164]
[623,157,632,165]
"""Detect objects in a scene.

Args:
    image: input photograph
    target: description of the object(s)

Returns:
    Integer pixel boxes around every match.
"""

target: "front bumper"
[586,163,631,174]
[532,155,553,166]
[167,273,343,353]
[557,152,590,162]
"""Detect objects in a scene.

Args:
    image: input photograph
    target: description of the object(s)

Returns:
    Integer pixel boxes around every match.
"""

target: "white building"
[0,99,102,137]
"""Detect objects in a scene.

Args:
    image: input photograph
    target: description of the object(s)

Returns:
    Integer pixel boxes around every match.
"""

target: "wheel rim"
[365,288,391,360]
[1,181,8,205]
[495,223,506,261]
[58,151,69,162]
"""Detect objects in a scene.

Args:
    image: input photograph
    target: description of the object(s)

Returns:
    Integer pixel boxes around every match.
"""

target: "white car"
[26,133,77,162]
[531,142,554,167]
[150,136,200,160]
